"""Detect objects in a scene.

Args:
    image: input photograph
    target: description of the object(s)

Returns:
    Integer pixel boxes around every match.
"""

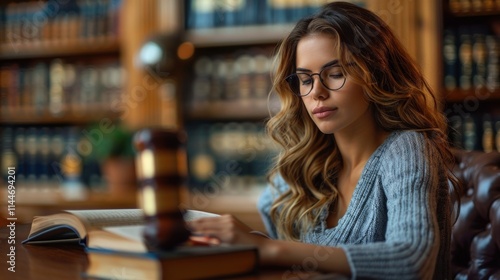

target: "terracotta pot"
[101,157,137,195]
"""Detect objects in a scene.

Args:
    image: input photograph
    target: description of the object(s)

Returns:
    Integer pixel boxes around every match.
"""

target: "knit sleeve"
[257,175,289,239]
[340,131,441,280]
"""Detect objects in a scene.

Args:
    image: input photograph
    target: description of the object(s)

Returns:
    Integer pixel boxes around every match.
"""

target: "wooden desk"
[0,224,344,280]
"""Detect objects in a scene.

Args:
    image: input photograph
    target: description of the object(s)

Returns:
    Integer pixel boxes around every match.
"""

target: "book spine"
[483,0,495,10]
[25,127,38,189]
[471,0,483,11]
[33,63,49,114]
[1,127,17,183]
[252,53,271,101]
[463,115,478,151]
[215,0,246,27]
[186,0,215,29]
[7,64,20,112]
[186,123,216,190]
[485,35,498,91]
[482,115,495,152]
[496,119,500,152]
[223,59,238,101]
[458,33,473,91]
[210,57,225,102]
[234,54,254,103]
[443,29,459,91]
[191,56,213,106]
[49,127,65,189]
[0,67,8,111]
[13,127,26,186]
[472,33,487,89]
[460,0,472,12]
[37,127,51,188]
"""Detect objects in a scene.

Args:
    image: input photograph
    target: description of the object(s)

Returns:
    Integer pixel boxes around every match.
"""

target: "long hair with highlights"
[266,1,460,241]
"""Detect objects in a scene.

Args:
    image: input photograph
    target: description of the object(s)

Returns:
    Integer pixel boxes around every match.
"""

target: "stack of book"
[22,209,259,279]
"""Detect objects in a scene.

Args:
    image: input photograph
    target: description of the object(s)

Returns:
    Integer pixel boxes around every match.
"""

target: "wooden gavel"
[134,129,190,250]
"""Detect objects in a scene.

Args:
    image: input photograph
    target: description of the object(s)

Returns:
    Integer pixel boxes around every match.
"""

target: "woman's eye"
[300,78,312,85]
[329,73,343,79]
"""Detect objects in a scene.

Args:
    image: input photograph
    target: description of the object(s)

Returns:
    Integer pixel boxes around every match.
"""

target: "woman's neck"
[334,126,390,171]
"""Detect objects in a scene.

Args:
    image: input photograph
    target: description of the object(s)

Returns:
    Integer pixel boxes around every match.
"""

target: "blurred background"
[0,0,499,231]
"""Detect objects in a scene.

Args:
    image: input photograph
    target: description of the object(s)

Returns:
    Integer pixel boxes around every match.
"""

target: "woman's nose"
[309,76,329,99]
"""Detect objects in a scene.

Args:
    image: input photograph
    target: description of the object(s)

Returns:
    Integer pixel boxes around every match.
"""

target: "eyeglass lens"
[287,65,346,96]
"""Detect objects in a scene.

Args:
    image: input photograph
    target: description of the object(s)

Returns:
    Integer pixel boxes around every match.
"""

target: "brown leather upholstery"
[451,150,500,279]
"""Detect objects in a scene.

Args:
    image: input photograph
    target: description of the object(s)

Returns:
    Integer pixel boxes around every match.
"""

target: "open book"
[22,209,220,253]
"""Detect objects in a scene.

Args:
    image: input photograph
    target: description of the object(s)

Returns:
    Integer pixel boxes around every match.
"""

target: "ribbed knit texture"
[257,130,451,279]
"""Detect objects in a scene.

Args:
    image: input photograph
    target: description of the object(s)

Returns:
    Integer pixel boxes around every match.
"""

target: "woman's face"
[295,33,372,135]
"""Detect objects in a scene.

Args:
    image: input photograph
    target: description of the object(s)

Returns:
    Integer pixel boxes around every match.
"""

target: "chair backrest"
[450,150,500,279]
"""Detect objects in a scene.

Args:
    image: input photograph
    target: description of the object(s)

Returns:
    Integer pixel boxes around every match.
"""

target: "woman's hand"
[187,214,267,245]
[188,214,350,276]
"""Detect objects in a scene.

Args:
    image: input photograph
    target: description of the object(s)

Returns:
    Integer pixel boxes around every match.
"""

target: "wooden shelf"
[186,99,278,121]
[0,37,120,60]
[185,24,294,48]
[444,88,500,102]
[449,9,500,17]
[1,106,122,125]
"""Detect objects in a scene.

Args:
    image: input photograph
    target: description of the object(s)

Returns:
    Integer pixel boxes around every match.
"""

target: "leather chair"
[451,150,500,279]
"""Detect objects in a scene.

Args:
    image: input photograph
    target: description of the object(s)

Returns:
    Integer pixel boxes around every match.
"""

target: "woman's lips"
[313,107,337,119]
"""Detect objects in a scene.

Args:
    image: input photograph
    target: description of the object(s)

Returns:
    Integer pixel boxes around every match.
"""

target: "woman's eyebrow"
[321,60,339,69]
[295,67,311,73]
[295,59,339,72]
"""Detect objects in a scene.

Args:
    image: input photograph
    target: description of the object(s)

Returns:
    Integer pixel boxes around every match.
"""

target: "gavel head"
[134,128,190,250]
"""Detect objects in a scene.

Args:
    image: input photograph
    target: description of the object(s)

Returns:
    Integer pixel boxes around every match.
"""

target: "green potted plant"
[86,123,137,194]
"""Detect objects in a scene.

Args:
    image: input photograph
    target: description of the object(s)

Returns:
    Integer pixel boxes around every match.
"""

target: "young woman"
[189,2,460,279]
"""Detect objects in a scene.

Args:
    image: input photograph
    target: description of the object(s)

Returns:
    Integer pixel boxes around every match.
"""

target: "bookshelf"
[180,0,427,196]
[174,0,433,230]
[0,0,181,214]
[177,0,498,226]
[437,0,500,151]
[0,0,125,196]
[5,0,494,224]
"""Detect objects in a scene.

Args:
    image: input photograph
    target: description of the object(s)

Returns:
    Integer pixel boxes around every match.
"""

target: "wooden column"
[120,0,183,130]
[417,0,442,97]
[366,0,418,61]
[367,0,441,98]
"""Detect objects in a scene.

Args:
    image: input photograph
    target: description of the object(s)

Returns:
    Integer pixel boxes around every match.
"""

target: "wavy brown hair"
[266,2,460,241]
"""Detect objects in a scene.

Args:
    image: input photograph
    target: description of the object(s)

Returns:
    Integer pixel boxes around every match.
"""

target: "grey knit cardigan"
[257,130,451,280]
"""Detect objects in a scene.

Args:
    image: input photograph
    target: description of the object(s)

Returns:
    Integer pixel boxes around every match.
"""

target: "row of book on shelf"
[186,121,278,193]
[188,48,274,107]
[0,122,277,194]
[0,0,122,47]
[0,59,124,116]
[184,0,366,29]
[442,26,499,92]
[449,0,500,13]
[448,113,500,152]
[1,125,105,192]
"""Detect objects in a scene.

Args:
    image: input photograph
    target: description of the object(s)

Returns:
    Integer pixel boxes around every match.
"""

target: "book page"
[183,209,220,221]
[103,225,145,243]
[90,225,148,253]
[66,209,145,229]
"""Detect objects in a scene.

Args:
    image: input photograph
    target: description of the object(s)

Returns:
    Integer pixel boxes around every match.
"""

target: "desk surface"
[0,223,338,280]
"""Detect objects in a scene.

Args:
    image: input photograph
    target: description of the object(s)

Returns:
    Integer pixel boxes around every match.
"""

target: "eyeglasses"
[285,65,347,97]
